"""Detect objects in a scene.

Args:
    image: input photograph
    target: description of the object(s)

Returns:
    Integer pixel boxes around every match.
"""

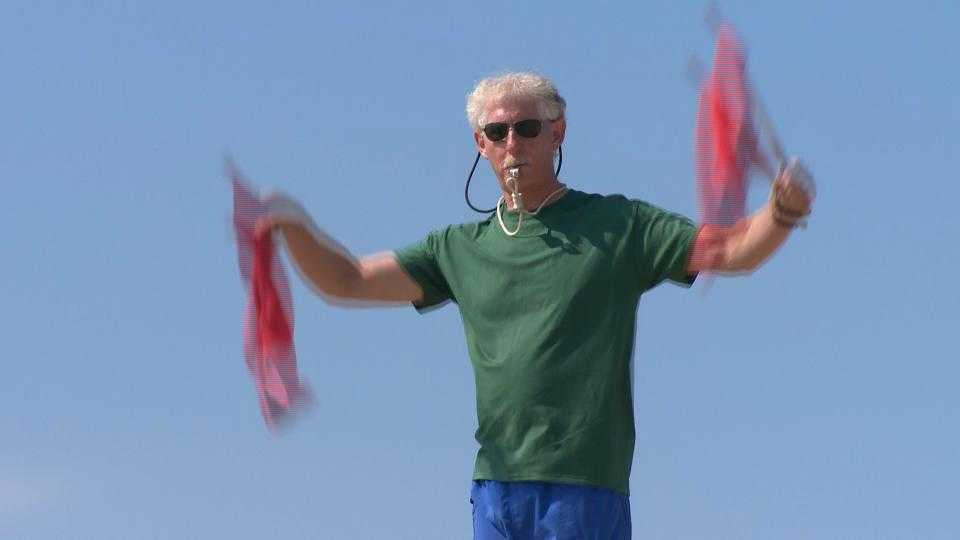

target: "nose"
[503,128,523,151]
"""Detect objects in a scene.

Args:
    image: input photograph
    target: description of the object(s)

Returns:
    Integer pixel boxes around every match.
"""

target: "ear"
[551,117,566,150]
[474,130,488,159]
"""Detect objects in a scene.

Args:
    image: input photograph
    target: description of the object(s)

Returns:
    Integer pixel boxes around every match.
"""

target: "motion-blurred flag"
[231,164,311,432]
[694,22,773,226]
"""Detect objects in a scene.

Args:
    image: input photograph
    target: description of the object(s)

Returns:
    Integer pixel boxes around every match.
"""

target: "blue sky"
[2,1,958,538]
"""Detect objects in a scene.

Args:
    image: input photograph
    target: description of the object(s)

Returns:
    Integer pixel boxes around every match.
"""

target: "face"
[473,96,566,192]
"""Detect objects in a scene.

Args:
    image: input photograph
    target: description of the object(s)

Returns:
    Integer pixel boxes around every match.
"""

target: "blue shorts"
[470,480,631,539]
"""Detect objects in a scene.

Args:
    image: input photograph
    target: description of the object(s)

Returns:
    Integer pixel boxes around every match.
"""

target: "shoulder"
[563,190,695,242]
[420,215,495,246]
[565,189,652,220]
[585,191,689,221]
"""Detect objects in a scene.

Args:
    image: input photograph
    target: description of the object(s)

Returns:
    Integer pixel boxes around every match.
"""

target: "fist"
[254,190,317,237]
[771,158,816,225]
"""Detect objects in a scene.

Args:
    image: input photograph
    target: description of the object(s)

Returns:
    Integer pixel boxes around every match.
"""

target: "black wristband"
[772,212,799,229]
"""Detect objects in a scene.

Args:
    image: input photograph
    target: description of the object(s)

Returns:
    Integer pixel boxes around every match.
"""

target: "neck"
[502,175,566,212]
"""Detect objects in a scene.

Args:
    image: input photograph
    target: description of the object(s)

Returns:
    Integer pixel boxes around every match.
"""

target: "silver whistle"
[507,167,523,212]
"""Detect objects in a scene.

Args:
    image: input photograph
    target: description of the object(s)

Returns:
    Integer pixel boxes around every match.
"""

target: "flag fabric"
[231,168,311,432]
[694,23,772,227]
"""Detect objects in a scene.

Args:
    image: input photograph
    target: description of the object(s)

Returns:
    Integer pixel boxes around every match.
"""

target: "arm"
[687,158,815,274]
[257,193,423,304]
[277,223,422,303]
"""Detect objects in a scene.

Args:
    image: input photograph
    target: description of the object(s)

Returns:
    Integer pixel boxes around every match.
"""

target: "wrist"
[770,183,810,231]
[770,208,800,229]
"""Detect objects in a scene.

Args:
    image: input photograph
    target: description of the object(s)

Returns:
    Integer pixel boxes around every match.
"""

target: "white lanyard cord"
[496,183,568,237]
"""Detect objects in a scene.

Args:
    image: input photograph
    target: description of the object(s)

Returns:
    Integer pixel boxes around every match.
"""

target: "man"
[258,72,813,539]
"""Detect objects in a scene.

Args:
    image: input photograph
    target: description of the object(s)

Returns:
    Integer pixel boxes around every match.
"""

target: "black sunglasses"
[482,119,543,142]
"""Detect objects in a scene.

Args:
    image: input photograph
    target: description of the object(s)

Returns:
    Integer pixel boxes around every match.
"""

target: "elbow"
[718,246,764,274]
[301,263,363,300]
[725,249,776,274]
[692,218,780,275]
[329,269,364,299]
[734,261,762,274]
[322,278,356,299]
[719,260,755,275]
[690,221,760,275]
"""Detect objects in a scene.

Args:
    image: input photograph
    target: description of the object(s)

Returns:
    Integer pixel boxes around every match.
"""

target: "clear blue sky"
[3,1,958,538]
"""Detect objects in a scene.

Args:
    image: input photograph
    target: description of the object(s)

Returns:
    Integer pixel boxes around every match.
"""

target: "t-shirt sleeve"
[632,200,699,290]
[393,230,454,312]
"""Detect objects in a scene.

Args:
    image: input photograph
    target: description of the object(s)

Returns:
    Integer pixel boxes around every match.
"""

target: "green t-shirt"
[394,189,697,495]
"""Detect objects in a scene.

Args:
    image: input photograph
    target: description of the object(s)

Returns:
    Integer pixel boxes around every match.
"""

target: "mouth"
[502,162,528,171]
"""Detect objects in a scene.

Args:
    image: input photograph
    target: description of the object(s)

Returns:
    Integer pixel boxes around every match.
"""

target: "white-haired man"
[260,72,813,539]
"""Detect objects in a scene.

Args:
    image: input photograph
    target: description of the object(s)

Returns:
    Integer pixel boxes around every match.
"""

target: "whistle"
[507,167,523,212]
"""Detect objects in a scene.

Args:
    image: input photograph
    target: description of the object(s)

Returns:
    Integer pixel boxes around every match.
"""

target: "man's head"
[466,73,567,193]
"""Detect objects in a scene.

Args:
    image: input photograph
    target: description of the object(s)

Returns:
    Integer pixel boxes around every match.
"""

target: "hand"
[771,157,816,227]
[254,190,317,238]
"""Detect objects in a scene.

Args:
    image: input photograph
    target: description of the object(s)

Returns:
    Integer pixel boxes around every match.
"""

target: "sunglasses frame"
[481,118,545,142]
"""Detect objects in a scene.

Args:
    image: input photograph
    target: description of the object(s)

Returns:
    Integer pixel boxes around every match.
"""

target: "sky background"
[2,1,958,538]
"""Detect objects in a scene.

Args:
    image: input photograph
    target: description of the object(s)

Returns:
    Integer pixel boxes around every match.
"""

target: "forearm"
[688,158,814,274]
[722,202,792,272]
[277,222,361,299]
[257,189,422,304]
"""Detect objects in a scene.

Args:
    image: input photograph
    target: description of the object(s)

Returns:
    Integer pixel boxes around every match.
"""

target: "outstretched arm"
[257,193,423,304]
[687,159,815,274]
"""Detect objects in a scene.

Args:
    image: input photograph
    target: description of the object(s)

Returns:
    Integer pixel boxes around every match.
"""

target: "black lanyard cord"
[464,146,563,214]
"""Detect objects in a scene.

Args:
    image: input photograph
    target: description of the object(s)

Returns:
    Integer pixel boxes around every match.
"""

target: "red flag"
[231,168,311,432]
[694,23,771,226]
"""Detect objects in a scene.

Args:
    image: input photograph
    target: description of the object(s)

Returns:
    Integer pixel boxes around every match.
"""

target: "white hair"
[465,72,566,131]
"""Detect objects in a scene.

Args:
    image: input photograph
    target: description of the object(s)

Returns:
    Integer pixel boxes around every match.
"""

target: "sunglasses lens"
[515,119,542,138]
[483,123,508,141]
